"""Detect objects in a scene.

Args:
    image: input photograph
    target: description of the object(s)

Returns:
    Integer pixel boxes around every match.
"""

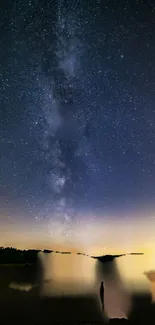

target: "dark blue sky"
[1,0,155,227]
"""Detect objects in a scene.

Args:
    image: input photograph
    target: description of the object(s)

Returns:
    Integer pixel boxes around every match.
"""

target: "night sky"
[1,0,155,250]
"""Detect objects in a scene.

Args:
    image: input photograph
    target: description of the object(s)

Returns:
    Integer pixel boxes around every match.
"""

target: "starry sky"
[1,0,155,251]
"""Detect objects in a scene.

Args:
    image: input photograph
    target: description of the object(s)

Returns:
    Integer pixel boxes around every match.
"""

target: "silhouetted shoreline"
[0,246,143,265]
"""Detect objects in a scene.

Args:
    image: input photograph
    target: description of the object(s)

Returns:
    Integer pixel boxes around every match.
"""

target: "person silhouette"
[99,280,104,311]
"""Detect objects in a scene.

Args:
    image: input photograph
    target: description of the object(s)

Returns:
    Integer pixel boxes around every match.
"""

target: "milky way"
[36,2,96,233]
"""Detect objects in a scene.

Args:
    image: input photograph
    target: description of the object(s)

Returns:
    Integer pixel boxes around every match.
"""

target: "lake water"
[2,252,155,323]
[38,251,154,319]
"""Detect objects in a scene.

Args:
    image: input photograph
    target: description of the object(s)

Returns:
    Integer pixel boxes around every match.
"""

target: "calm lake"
[38,252,154,318]
[0,252,155,324]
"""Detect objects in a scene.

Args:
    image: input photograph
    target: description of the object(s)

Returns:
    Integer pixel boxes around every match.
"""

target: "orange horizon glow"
[0,213,155,257]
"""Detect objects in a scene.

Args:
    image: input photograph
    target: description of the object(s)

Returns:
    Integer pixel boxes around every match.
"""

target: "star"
[0,0,155,250]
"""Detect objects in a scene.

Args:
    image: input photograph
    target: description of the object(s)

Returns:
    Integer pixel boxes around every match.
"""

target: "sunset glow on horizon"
[1,213,155,257]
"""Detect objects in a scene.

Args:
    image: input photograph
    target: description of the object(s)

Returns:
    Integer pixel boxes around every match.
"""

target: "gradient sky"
[1,0,155,252]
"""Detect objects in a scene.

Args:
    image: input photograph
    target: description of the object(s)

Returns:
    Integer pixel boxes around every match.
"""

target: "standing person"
[100,281,104,311]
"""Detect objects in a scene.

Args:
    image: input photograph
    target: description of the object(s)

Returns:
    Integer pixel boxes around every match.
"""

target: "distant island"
[0,246,143,265]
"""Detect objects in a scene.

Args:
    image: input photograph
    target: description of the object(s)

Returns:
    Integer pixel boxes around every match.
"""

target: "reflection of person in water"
[100,281,104,311]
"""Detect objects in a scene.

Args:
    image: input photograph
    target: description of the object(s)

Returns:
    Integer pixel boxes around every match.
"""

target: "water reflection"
[144,271,155,302]
[4,251,155,322]
[9,282,36,292]
[39,251,132,319]
[39,251,97,296]
[5,252,155,321]
[116,254,155,293]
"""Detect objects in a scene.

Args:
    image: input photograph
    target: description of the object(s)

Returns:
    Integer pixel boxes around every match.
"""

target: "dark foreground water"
[0,263,106,325]
[0,254,155,325]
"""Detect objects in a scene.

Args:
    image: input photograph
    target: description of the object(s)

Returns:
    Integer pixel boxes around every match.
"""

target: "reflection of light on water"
[144,271,155,302]
[151,283,155,302]
[116,254,155,293]
[104,281,131,319]
[39,252,131,319]
[41,252,96,296]
[9,282,35,292]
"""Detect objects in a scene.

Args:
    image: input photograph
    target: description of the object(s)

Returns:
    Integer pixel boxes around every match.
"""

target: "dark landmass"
[91,253,144,264]
[0,247,143,265]
[43,249,52,254]
[128,253,144,255]
[59,251,72,254]
[0,247,40,264]
[91,254,126,263]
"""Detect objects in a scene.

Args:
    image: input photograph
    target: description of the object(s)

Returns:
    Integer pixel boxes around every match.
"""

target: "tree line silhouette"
[0,247,40,264]
[0,247,143,265]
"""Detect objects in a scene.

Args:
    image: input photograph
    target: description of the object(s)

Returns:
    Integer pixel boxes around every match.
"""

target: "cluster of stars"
[0,0,155,237]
